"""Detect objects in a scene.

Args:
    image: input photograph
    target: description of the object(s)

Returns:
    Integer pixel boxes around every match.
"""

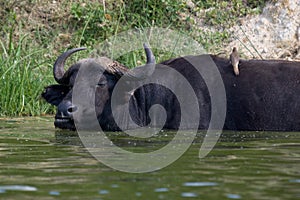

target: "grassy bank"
[0,0,268,116]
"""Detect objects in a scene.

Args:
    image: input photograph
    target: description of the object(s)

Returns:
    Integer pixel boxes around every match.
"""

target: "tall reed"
[0,33,54,116]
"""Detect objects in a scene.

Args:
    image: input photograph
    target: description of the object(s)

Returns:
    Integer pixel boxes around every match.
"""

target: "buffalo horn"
[53,47,87,84]
[123,43,156,80]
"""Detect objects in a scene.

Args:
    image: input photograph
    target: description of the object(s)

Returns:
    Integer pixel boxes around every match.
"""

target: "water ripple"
[99,189,109,194]
[226,194,242,199]
[49,191,60,196]
[154,188,169,192]
[289,179,300,183]
[181,192,198,198]
[183,182,218,187]
[0,185,37,191]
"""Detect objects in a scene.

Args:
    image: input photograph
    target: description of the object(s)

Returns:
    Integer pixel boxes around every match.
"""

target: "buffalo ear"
[41,85,70,106]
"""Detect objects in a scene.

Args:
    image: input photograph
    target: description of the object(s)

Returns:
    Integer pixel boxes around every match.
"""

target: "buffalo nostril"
[67,106,78,113]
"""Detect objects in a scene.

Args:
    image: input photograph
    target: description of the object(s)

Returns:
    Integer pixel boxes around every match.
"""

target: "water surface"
[0,117,299,199]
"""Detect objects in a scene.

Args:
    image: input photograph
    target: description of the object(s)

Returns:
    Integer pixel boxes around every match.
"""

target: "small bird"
[230,47,240,76]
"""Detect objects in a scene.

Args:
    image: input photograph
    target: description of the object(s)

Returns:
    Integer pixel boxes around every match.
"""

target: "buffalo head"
[42,44,155,130]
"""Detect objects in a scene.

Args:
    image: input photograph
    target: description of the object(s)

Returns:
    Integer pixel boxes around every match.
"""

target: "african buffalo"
[42,45,300,131]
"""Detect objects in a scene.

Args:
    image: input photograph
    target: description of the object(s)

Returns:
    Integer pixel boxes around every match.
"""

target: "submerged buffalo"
[42,45,300,131]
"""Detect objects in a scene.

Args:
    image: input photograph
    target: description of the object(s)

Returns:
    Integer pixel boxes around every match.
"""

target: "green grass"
[0,0,269,116]
[0,33,54,116]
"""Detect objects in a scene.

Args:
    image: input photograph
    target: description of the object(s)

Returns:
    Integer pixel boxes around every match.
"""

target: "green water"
[0,117,299,200]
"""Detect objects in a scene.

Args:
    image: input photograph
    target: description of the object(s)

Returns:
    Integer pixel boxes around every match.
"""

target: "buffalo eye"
[96,80,107,88]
